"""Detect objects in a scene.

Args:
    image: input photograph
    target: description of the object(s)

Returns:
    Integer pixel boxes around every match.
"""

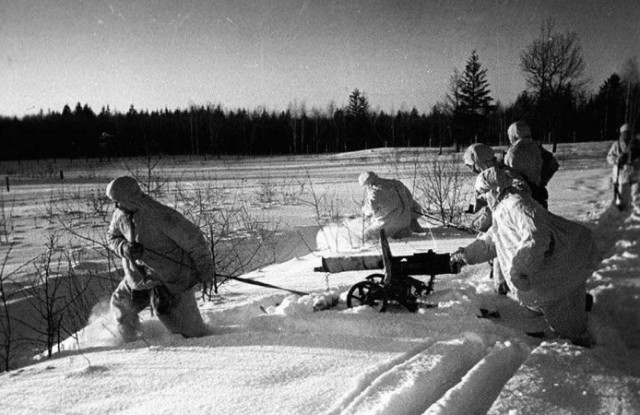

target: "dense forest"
[2,20,639,161]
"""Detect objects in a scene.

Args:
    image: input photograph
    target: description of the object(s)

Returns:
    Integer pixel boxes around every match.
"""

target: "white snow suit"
[361,174,422,240]
[106,176,214,341]
[607,133,640,211]
[461,169,599,341]
[504,132,547,207]
[465,144,531,233]
[464,151,530,294]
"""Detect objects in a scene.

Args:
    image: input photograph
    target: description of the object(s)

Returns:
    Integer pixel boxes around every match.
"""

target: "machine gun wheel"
[365,273,385,284]
[346,281,388,312]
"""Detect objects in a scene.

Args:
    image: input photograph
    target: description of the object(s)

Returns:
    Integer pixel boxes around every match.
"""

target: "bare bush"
[299,170,363,252]
[0,193,15,245]
[123,155,172,197]
[8,220,122,367]
[255,175,308,206]
[17,232,92,359]
[85,188,112,221]
[298,171,351,225]
[0,243,18,371]
[256,176,278,205]
[172,181,281,297]
[280,177,307,205]
[414,156,471,226]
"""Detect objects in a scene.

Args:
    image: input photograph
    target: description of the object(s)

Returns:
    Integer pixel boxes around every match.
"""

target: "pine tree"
[453,51,494,144]
[345,89,371,149]
[458,50,494,116]
[346,89,369,118]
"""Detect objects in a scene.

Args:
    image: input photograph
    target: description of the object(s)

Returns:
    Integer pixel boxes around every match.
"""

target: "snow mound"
[262,289,341,315]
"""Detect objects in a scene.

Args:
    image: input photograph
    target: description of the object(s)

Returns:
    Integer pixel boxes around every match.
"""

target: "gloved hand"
[449,249,466,273]
[122,242,144,261]
[618,156,628,168]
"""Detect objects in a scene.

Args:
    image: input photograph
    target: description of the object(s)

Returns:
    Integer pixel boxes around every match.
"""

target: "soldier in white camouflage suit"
[450,168,599,344]
[607,123,640,212]
[504,121,558,210]
[106,176,215,342]
[359,171,424,241]
[463,143,531,295]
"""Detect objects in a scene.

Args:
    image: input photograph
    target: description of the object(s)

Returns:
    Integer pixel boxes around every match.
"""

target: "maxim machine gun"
[315,229,459,312]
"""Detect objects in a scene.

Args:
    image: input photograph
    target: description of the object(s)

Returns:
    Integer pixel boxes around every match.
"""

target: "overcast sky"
[1,0,639,117]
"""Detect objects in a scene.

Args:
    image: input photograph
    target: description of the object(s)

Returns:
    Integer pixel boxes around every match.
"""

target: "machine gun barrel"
[315,249,456,277]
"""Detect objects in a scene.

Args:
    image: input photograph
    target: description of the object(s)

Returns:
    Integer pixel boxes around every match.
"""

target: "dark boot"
[496,281,510,296]
[585,293,594,312]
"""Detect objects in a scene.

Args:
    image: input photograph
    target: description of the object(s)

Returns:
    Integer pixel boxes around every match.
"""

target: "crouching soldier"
[106,176,215,342]
[450,167,599,344]
[463,143,531,295]
[359,171,424,241]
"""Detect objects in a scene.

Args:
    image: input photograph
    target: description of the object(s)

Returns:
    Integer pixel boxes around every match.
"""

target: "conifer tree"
[458,50,494,116]
[346,89,369,118]
[453,50,494,144]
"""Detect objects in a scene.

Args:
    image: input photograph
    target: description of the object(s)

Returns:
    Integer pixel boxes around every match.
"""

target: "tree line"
[1,19,639,161]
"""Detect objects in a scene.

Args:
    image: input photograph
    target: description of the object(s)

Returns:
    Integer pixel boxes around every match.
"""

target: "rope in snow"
[134,245,309,297]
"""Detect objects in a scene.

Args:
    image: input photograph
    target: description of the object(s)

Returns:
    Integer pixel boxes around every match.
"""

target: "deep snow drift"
[1,155,639,414]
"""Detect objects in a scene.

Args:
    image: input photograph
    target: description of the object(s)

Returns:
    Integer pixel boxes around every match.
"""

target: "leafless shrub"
[17,232,85,359]
[414,156,471,226]
[123,155,172,197]
[256,176,278,205]
[85,188,112,221]
[0,193,15,245]
[297,170,349,225]
[172,181,280,297]
[255,175,308,206]
[5,220,121,368]
[0,243,20,372]
[298,170,362,252]
[280,177,307,205]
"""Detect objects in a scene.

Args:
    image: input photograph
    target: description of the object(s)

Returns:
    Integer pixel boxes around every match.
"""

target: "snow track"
[327,333,531,415]
[424,340,530,415]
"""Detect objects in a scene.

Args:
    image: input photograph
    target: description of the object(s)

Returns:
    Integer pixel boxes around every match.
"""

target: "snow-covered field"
[1,143,639,414]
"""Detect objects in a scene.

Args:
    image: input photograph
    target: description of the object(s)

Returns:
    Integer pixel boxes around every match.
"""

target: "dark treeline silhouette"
[3,18,640,161]
[0,71,635,161]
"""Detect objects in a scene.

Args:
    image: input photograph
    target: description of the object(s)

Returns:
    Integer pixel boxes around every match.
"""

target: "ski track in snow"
[318,333,531,415]
[332,333,520,415]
